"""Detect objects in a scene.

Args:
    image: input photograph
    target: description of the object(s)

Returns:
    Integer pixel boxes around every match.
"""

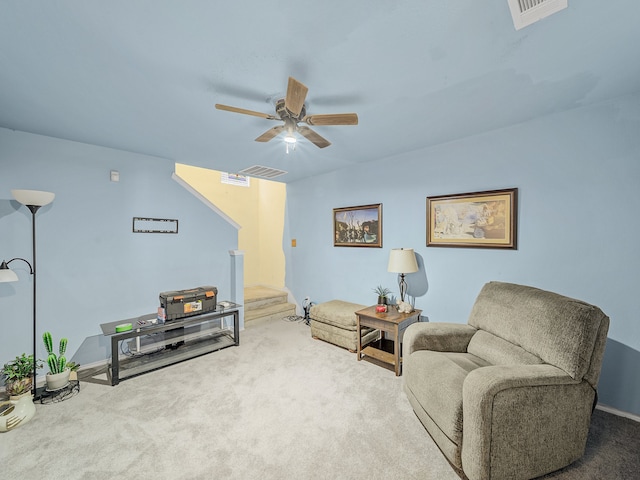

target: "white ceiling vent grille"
[507,0,568,30]
[238,165,288,179]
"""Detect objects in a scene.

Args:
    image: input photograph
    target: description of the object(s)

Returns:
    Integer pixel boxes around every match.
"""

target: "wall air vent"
[507,0,567,30]
[238,165,288,179]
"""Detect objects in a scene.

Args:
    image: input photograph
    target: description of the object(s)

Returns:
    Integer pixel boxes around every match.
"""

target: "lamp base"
[399,274,408,303]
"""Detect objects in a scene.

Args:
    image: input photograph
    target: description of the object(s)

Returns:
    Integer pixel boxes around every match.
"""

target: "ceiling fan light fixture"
[284,134,297,154]
[215,77,355,150]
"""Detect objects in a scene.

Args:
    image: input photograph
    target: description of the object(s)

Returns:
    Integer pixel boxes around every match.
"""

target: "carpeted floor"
[535,407,640,480]
[1,318,638,479]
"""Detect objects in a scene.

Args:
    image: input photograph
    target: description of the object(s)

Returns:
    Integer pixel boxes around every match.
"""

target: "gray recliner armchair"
[403,281,609,480]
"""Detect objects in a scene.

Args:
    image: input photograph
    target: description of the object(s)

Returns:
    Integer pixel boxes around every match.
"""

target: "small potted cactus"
[42,332,70,391]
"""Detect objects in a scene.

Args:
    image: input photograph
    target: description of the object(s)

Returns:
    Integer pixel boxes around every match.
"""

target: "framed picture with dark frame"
[426,188,518,249]
[333,203,382,248]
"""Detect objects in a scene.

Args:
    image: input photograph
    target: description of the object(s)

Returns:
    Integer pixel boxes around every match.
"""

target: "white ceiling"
[1,1,639,182]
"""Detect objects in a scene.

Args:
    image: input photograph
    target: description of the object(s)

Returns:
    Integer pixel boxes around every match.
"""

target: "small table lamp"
[387,248,418,303]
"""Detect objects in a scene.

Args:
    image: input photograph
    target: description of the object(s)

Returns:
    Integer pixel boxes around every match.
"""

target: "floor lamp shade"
[0,260,23,282]
[388,248,418,302]
[0,268,19,282]
[11,189,55,207]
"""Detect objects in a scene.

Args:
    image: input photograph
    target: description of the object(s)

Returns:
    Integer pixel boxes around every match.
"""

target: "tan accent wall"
[174,163,286,288]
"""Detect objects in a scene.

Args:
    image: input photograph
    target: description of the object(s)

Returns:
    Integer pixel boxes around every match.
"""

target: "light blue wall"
[0,129,237,368]
[285,92,640,416]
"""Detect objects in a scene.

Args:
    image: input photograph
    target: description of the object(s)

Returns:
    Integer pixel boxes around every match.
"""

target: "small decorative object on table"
[42,332,71,391]
[397,300,413,313]
[373,285,392,305]
[375,305,388,313]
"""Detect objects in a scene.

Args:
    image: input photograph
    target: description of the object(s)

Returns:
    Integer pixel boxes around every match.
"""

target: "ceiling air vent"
[507,0,568,30]
[238,165,288,179]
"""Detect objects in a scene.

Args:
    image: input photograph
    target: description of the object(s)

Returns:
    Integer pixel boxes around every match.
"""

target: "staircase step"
[244,286,288,311]
[244,302,297,323]
[243,286,297,324]
[244,303,296,322]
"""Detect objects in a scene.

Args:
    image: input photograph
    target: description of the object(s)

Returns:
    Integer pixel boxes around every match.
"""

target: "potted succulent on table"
[42,332,71,391]
[2,353,42,400]
[373,285,392,305]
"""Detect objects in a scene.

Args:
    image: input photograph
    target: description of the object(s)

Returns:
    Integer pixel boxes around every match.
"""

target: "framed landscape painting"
[426,188,517,249]
[333,203,382,247]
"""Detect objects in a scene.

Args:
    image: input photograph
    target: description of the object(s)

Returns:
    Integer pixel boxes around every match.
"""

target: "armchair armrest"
[462,364,593,480]
[403,322,477,356]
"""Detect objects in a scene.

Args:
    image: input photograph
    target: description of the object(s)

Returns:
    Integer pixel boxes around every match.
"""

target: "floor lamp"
[0,189,55,398]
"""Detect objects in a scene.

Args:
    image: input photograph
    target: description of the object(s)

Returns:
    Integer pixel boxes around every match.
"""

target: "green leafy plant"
[2,353,43,395]
[66,361,80,372]
[373,285,392,298]
[42,332,69,374]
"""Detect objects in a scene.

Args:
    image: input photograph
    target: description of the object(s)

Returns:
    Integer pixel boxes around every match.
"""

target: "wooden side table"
[355,305,422,376]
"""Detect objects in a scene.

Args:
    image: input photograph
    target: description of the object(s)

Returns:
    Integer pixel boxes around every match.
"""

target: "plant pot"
[0,395,36,432]
[377,296,388,305]
[6,378,32,398]
[8,391,33,402]
[46,369,70,391]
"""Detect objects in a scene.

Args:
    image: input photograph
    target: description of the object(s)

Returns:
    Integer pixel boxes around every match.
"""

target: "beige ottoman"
[310,300,379,352]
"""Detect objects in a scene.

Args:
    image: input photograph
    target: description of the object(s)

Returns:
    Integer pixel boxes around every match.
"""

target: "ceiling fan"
[215,77,358,150]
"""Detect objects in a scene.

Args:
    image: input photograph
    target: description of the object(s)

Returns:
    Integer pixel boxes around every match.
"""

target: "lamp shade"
[0,261,19,283]
[11,189,55,207]
[387,248,418,274]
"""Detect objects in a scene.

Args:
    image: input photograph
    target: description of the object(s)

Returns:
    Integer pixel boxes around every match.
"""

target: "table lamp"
[387,248,418,303]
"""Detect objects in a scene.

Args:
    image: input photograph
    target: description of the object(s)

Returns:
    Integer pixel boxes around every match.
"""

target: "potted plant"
[373,285,392,305]
[66,361,81,381]
[2,353,42,399]
[43,332,70,391]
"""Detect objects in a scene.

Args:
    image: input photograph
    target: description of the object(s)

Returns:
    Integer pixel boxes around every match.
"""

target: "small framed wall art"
[333,203,382,247]
[133,217,179,234]
[426,188,517,249]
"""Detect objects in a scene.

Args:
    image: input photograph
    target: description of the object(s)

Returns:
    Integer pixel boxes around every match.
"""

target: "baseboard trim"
[596,403,640,423]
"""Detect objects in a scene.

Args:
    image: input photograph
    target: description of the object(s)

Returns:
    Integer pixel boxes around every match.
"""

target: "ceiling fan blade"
[284,77,308,117]
[215,103,277,120]
[255,125,285,142]
[303,113,359,126]
[297,126,331,148]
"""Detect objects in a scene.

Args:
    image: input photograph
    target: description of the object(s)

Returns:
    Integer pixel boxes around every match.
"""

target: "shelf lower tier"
[361,345,395,365]
[113,331,236,382]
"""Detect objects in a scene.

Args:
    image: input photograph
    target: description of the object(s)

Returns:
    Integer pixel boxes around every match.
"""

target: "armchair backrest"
[467,282,609,387]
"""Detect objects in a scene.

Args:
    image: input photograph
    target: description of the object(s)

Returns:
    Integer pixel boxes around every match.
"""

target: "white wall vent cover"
[238,165,288,179]
[508,0,568,30]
